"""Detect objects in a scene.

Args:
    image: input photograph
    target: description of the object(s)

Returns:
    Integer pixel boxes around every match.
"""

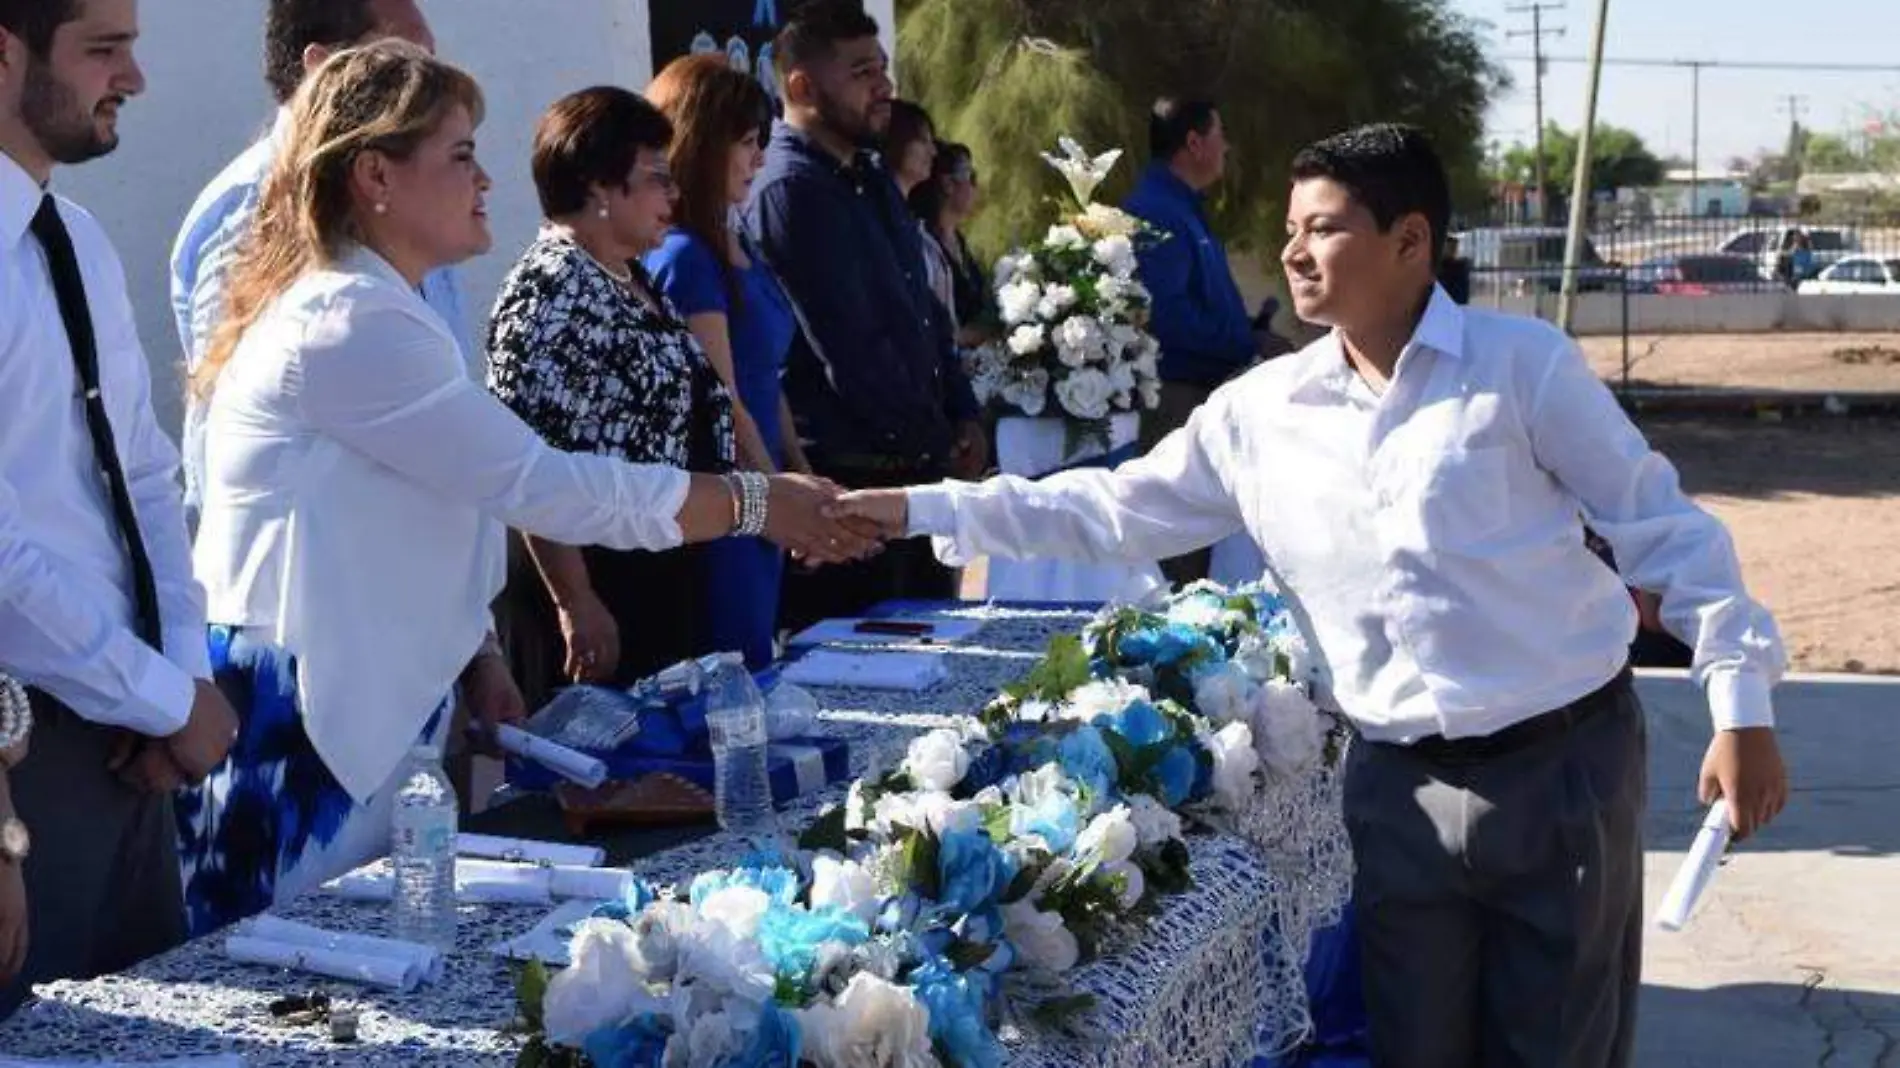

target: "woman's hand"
[461,652,528,758]
[0,851,25,986]
[763,475,885,565]
[557,591,621,683]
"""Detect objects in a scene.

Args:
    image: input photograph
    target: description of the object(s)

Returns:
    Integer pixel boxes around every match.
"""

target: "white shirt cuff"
[1706,668,1775,731]
[906,485,958,538]
[165,623,214,680]
[129,647,198,737]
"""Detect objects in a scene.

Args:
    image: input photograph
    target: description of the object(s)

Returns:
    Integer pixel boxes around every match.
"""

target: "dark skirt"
[498,535,711,713]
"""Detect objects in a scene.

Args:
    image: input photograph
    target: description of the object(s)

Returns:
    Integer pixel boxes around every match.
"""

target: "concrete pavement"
[1636,669,1900,1067]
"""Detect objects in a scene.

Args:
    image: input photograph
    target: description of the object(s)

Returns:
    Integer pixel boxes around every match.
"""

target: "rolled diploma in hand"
[496,724,608,788]
[1656,798,1731,931]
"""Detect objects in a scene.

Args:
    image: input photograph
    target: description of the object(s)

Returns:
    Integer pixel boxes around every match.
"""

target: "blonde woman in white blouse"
[182,41,874,933]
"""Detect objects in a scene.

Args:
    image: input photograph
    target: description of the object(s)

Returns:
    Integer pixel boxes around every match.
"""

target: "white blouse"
[194,247,693,802]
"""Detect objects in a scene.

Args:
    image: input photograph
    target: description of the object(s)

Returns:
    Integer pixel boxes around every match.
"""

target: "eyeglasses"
[949,168,977,185]
[634,165,676,192]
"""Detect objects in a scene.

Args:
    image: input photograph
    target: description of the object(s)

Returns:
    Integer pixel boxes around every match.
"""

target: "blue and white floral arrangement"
[514,581,1338,1068]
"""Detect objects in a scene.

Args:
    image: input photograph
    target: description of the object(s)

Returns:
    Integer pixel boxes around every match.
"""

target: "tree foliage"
[1494,122,1665,194]
[896,0,1504,260]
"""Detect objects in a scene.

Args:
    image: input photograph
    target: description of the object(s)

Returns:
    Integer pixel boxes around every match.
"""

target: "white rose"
[1125,793,1183,848]
[664,1009,743,1068]
[675,912,774,1005]
[1045,224,1086,251]
[1075,805,1138,867]
[923,796,986,836]
[901,728,970,793]
[999,280,1042,326]
[1131,344,1159,380]
[1054,368,1114,420]
[1106,362,1137,396]
[697,885,770,940]
[1271,629,1321,686]
[543,918,668,1046]
[1103,859,1147,910]
[1037,284,1078,320]
[1192,661,1259,725]
[1053,315,1106,368]
[1007,323,1047,357]
[1063,677,1151,724]
[994,253,1033,288]
[1092,234,1137,276]
[626,906,682,983]
[1002,900,1081,973]
[1251,680,1328,778]
[844,781,872,834]
[810,855,880,926]
[799,973,940,1068]
[999,368,1050,417]
[1137,378,1162,410]
[1207,720,1261,809]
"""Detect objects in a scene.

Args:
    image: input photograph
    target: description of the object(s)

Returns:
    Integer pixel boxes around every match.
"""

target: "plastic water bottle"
[390,745,458,950]
[704,653,780,846]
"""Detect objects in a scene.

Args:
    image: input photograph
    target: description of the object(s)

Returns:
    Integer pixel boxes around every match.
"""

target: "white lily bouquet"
[970,139,1166,453]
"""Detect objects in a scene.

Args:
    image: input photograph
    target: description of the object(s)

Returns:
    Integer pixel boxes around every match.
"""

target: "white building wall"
[54,0,895,435]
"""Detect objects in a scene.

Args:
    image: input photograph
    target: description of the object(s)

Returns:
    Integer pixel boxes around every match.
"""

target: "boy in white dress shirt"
[835,124,1789,1067]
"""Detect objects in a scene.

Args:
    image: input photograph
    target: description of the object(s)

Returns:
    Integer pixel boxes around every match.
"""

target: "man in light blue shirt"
[169,0,470,515]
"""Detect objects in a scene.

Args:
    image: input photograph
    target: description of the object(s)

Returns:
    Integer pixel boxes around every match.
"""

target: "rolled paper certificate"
[243,914,443,984]
[458,832,605,868]
[548,865,633,902]
[225,934,423,992]
[326,859,556,905]
[496,724,608,788]
[1656,798,1732,931]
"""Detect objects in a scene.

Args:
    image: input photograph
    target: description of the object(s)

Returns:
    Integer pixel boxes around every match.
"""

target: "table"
[0,605,1352,1067]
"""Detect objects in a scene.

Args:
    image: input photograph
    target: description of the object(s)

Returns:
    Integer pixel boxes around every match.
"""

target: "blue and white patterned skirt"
[175,626,449,936]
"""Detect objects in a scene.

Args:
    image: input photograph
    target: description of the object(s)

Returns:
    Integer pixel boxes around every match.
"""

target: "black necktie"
[30,194,162,650]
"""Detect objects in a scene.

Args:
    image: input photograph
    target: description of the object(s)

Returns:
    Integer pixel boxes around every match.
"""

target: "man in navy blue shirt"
[1124,97,1258,585]
[744,1,986,628]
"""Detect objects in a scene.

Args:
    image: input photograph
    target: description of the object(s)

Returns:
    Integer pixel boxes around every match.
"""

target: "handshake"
[753,475,914,566]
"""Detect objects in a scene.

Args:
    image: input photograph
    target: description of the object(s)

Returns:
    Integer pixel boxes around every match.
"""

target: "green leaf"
[981,803,1014,844]
[513,959,550,1032]
[1001,853,1049,905]
[946,937,1001,971]
[1029,993,1099,1031]
[798,805,849,854]
[896,826,944,901]
[1140,839,1195,897]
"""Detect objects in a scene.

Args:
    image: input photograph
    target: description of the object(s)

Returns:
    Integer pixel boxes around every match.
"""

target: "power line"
[1505,4,1565,220]
[1501,54,1900,74]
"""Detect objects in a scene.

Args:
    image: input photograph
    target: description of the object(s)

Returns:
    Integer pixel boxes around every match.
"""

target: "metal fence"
[1447,213,1900,295]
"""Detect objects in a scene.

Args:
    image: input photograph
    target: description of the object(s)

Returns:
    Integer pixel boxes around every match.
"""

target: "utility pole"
[1508,3,1565,223]
[1558,0,1611,333]
[1781,94,1808,179]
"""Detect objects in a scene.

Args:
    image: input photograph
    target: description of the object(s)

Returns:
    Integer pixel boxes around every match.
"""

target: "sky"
[1447,0,1900,170]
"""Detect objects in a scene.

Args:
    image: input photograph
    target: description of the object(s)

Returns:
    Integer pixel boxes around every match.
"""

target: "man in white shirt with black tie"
[836,124,1790,1066]
[0,0,236,1015]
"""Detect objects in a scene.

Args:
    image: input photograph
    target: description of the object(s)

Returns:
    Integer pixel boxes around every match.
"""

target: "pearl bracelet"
[724,471,770,538]
[0,673,32,756]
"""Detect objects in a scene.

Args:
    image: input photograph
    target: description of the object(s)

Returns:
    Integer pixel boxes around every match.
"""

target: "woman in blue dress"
[644,55,803,669]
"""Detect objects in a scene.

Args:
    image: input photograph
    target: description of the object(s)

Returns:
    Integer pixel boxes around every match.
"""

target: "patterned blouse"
[487,230,736,472]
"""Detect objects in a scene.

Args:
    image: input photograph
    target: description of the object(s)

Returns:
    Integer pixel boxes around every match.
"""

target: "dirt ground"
[1580,332,1900,394]
[1638,415,1900,674]
[961,412,1900,676]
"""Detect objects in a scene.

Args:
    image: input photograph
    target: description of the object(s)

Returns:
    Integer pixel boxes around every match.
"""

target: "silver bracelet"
[724,471,769,537]
[0,674,32,756]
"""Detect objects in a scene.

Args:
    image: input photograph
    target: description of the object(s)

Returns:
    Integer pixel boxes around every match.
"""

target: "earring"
[597,205,610,220]
[373,202,388,215]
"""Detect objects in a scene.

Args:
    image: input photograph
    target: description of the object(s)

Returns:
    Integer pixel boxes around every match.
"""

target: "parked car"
[1796,256,1900,294]
[1626,254,1767,295]
[1716,225,1859,282]
[1452,227,1626,294]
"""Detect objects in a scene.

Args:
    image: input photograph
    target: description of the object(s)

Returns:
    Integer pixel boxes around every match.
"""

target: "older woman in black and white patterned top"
[488,87,740,704]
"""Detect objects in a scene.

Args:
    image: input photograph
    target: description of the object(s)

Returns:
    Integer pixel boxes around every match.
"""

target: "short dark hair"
[773,0,880,82]
[0,0,80,57]
[265,0,380,104]
[884,99,933,158]
[532,86,673,218]
[1289,123,1452,259]
[1149,97,1219,161]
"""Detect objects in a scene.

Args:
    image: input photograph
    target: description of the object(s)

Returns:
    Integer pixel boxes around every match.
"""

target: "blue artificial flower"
[911,955,1005,1068]
[1010,787,1080,854]
[1096,698,1171,748]
[581,1013,670,1068]
[590,876,657,922]
[937,829,1017,914]
[1119,622,1218,668]
[690,865,801,909]
[731,1002,803,1068]
[877,892,924,934]
[1055,725,1118,797]
[758,903,870,977]
[961,742,1008,795]
[1155,745,1198,808]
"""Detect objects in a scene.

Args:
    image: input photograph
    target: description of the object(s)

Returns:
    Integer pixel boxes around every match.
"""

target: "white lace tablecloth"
[0,606,1349,1067]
